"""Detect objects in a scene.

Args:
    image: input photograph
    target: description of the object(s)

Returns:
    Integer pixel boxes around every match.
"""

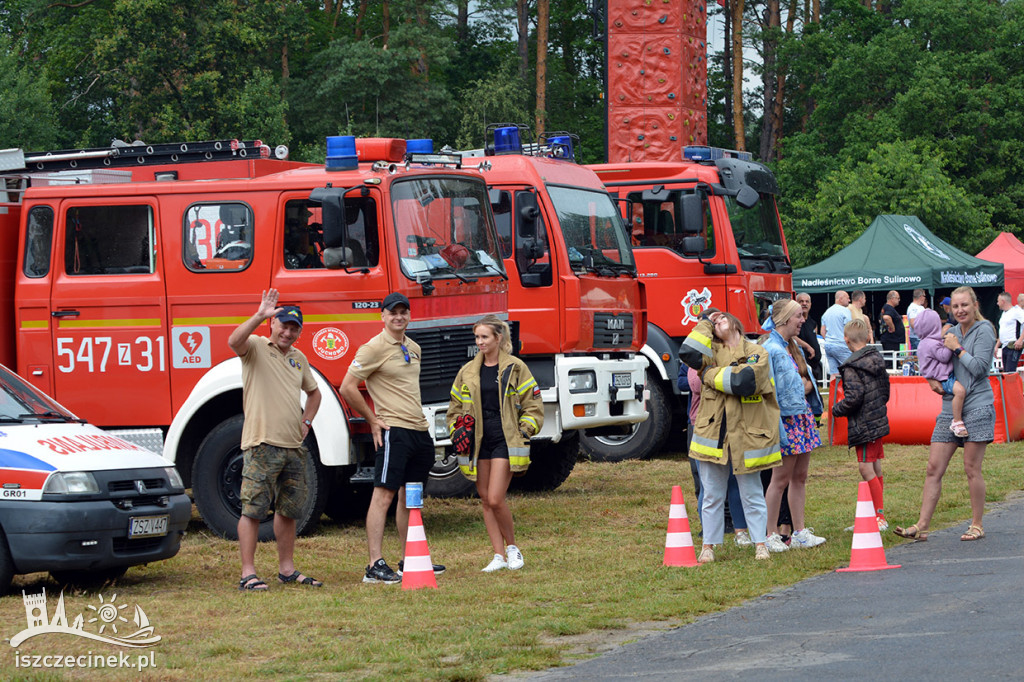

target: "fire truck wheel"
[509,431,579,492]
[51,566,127,588]
[0,528,13,596]
[425,451,476,498]
[579,372,671,462]
[192,415,328,541]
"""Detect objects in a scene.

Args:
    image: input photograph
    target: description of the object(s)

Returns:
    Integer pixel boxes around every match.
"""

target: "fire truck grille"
[593,312,634,348]
[406,325,478,404]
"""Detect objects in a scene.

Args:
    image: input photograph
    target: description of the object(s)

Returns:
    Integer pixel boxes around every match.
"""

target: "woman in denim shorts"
[894,286,997,543]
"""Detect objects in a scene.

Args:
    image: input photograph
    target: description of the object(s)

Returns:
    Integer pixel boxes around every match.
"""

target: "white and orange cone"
[663,485,699,567]
[402,508,438,590]
[837,481,900,572]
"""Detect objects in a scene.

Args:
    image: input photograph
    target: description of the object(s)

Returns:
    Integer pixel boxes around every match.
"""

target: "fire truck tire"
[579,373,671,462]
[0,529,13,596]
[51,566,128,588]
[192,415,328,541]
[425,452,476,498]
[509,431,579,492]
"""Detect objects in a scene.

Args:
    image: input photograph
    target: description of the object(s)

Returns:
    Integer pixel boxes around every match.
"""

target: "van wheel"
[51,566,127,588]
[0,528,14,596]
[579,372,671,462]
[425,450,476,498]
[509,431,579,492]
[192,415,327,541]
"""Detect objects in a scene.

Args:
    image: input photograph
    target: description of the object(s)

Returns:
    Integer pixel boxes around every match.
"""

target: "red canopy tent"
[977,232,1024,297]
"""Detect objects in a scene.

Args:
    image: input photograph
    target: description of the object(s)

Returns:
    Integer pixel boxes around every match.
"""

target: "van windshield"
[391,176,506,282]
[547,185,635,276]
[0,365,79,423]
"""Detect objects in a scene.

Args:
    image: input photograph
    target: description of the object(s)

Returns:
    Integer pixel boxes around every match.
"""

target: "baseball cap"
[941,296,951,306]
[275,305,303,328]
[382,292,410,311]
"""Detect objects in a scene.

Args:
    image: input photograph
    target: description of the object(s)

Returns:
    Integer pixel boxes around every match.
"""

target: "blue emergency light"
[325,135,358,170]
[683,145,753,162]
[547,134,575,161]
[493,126,522,155]
[406,139,434,154]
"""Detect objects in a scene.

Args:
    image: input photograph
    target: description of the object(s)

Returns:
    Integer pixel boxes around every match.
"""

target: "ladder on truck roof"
[20,139,281,173]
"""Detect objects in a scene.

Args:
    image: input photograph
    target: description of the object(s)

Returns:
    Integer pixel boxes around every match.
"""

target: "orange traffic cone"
[837,481,900,572]
[402,508,438,590]
[663,485,699,567]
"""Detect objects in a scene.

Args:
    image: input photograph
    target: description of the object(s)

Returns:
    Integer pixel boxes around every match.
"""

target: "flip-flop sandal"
[892,524,928,542]
[279,570,323,587]
[960,524,985,541]
[239,574,269,591]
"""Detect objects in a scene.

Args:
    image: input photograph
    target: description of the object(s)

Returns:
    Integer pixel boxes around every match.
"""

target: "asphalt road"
[532,493,1024,680]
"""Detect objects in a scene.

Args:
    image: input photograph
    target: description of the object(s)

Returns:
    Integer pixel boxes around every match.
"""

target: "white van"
[0,363,190,593]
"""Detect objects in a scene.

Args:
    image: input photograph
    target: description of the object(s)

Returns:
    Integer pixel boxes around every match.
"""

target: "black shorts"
[478,413,509,461]
[374,427,434,490]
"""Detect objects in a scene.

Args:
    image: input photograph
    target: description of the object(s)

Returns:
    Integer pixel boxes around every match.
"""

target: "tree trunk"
[769,0,799,161]
[456,0,469,43]
[731,0,746,150]
[723,0,734,134]
[355,1,368,39]
[383,0,391,48]
[517,0,530,81]
[759,0,779,162]
[535,0,548,135]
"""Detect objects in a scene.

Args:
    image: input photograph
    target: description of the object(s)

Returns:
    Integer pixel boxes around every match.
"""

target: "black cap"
[275,305,303,328]
[382,292,410,311]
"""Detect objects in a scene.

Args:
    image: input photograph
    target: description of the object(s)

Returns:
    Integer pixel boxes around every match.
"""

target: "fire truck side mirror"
[678,192,706,236]
[735,185,759,209]
[309,187,348,250]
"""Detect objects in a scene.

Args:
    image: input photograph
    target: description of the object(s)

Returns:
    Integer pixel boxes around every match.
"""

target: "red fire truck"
[0,138,527,540]
[457,126,649,470]
[585,147,793,461]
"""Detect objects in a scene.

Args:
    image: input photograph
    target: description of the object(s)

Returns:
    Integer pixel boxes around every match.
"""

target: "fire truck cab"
[0,138,517,540]
[458,126,649,471]
[587,146,793,461]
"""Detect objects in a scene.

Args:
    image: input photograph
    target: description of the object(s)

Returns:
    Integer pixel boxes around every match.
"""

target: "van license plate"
[129,515,169,538]
[613,373,632,389]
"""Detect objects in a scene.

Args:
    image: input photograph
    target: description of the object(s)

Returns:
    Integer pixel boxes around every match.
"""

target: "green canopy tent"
[793,215,1003,294]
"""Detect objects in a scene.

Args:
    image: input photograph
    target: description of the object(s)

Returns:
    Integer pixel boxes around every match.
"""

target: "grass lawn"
[2,437,1021,681]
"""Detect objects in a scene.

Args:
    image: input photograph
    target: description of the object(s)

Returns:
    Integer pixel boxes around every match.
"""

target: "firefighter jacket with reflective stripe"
[679,319,782,474]
[447,350,544,481]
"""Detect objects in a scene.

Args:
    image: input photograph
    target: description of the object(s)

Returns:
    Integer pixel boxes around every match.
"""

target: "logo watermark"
[9,588,160,670]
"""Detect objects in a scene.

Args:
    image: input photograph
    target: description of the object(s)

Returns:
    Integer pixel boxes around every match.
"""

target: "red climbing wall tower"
[605,0,708,162]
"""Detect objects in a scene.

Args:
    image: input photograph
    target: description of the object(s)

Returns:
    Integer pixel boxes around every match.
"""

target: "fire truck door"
[49,201,172,426]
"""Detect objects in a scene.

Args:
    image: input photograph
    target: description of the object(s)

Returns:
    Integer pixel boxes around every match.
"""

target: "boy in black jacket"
[832,318,891,531]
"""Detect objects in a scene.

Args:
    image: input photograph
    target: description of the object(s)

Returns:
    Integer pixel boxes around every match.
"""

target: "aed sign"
[171,327,212,368]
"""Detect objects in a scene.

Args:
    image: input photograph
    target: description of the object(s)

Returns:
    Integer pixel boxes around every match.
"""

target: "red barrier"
[829,374,1024,446]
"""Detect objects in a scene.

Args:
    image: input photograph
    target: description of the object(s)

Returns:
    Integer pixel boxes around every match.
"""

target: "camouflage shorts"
[240,444,308,520]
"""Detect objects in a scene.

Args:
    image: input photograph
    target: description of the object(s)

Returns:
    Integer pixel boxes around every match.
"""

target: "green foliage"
[0,35,60,149]
[783,140,993,267]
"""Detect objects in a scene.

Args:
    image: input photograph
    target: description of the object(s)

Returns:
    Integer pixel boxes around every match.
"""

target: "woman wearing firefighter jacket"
[448,315,544,573]
[679,312,782,563]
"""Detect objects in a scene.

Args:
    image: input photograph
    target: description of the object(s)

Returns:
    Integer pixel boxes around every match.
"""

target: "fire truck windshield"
[546,185,635,276]
[725,193,791,273]
[391,177,505,281]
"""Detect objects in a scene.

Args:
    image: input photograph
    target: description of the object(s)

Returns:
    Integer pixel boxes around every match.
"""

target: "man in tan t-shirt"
[228,288,322,591]
[341,292,443,584]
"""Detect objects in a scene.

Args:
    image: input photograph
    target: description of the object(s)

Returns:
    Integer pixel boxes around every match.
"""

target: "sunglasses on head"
[400,344,410,363]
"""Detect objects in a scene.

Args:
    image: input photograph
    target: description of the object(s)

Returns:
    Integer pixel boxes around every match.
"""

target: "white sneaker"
[754,544,771,561]
[765,533,789,553]
[697,546,715,563]
[506,545,524,570]
[791,527,826,548]
[482,554,507,572]
[877,517,889,532]
[734,530,753,547]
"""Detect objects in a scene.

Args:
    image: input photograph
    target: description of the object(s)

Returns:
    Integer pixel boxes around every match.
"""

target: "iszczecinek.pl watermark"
[13,650,156,670]
[8,587,161,670]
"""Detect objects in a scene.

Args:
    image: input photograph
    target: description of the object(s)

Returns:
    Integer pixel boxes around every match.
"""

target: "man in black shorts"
[340,292,444,583]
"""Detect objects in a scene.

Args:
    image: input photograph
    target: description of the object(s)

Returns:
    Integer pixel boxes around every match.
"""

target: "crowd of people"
[225,282,1011,585]
[680,284,1008,562]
